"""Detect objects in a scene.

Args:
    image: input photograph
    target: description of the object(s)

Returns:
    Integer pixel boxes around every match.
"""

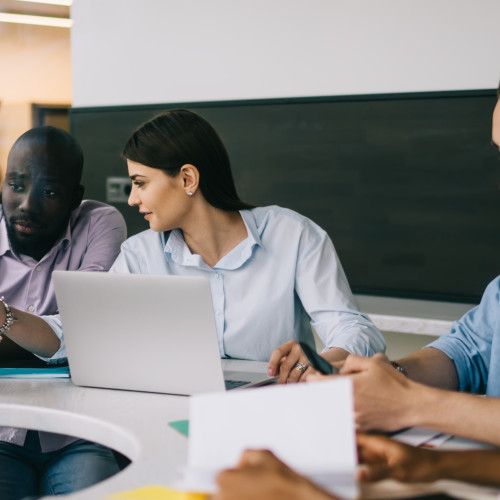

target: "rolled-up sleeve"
[37,314,66,363]
[427,276,500,394]
[295,221,385,356]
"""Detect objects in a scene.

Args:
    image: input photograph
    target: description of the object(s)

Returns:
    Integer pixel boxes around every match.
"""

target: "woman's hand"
[267,340,315,383]
[215,449,338,500]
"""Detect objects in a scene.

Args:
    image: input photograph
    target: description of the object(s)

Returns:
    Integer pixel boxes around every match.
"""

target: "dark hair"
[12,126,84,184]
[122,109,254,211]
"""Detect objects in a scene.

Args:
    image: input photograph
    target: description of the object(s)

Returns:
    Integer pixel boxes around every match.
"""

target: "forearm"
[358,434,500,487]
[432,449,500,486]
[1,305,60,358]
[410,385,500,446]
[321,347,350,364]
[396,347,459,390]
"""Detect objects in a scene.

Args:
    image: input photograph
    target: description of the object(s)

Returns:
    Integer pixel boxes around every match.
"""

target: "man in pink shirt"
[0,126,127,499]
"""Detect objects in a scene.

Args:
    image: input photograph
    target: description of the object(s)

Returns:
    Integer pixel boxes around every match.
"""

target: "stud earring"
[187,191,193,196]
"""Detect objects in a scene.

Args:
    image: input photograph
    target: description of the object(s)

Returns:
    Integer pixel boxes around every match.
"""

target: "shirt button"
[215,273,220,279]
[28,305,35,312]
[36,266,42,272]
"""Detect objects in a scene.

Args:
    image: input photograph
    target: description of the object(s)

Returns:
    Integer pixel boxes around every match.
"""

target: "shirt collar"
[56,218,72,249]
[0,206,11,257]
[164,229,206,268]
[240,209,263,248]
[163,209,263,270]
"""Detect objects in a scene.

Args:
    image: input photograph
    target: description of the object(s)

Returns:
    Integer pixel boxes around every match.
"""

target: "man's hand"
[215,449,338,500]
[358,433,500,488]
[357,434,438,483]
[306,353,422,432]
[341,354,425,432]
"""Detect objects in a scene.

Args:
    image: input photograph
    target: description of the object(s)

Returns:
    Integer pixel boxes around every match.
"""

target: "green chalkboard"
[70,90,500,303]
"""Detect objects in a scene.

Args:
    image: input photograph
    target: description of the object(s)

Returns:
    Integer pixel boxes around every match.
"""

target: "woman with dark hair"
[122,108,252,212]
[111,109,385,378]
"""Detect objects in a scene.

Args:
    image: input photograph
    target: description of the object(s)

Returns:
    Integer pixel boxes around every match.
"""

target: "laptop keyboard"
[225,379,249,390]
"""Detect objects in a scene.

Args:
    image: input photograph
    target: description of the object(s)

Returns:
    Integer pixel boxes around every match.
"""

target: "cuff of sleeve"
[319,326,386,357]
[37,314,67,364]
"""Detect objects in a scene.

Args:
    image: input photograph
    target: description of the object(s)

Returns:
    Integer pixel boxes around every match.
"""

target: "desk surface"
[0,360,497,500]
[355,294,477,336]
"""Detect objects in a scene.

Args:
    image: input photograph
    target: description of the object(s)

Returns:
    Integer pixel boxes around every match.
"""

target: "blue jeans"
[0,430,121,500]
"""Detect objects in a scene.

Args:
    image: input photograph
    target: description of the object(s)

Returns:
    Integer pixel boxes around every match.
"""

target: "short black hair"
[10,126,84,185]
[123,109,253,211]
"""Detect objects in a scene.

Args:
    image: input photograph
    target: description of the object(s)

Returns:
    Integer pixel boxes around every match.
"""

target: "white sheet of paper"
[182,377,357,497]
[392,427,444,447]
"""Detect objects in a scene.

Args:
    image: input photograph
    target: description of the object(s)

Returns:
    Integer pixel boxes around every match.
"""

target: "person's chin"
[148,221,161,232]
[150,224,166,233]
[11,233,44,254]
[150,221,173,233]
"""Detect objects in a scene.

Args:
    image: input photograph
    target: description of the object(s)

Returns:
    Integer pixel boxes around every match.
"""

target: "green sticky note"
[168,420,189,437]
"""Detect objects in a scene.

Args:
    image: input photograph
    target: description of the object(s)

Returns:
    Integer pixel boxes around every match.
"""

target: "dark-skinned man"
[0,126,127,500]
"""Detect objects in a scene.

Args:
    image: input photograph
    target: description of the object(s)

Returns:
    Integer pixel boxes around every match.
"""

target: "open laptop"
[52,271,276,396]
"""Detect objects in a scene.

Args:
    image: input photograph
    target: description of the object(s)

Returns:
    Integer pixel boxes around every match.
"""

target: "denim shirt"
[428,275,500,396]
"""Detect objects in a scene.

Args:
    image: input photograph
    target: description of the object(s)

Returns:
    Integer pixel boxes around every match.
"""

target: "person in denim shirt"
[311,82,500,447]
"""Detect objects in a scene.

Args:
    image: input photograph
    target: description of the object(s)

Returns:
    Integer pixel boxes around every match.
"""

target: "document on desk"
[177,378,357,499]
[392,427,452,447]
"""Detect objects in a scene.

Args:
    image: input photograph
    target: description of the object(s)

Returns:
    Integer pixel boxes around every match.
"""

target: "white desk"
[355,295,477,336]
[0,377,189,499]
[1,359,265,500]
[0,360,498,500]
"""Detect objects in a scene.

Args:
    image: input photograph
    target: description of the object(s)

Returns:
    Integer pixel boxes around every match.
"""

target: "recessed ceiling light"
[0,13,72,28]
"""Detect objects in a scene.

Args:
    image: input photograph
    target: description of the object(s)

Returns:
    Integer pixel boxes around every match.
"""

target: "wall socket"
[106,177,131,203]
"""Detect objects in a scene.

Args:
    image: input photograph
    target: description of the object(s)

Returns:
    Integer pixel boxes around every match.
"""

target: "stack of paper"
[178,377,357,499]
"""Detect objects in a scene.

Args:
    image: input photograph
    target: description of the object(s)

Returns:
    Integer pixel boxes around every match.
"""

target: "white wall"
[71,0,500,108]
[0,22,71,181]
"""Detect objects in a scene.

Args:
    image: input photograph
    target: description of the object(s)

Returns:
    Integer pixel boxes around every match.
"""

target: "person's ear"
[70,184,84,210]
[180,164,200,196]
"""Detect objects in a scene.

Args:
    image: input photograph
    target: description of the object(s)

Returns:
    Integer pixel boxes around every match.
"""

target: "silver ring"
[294,361,308,373]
